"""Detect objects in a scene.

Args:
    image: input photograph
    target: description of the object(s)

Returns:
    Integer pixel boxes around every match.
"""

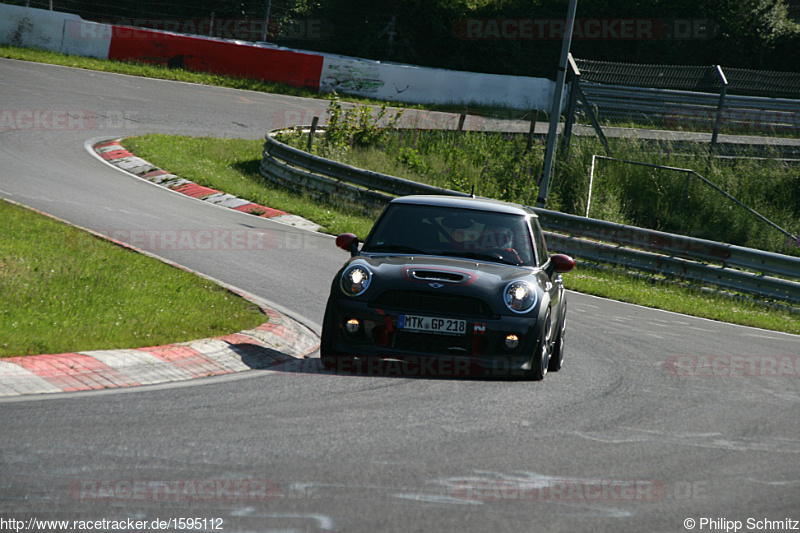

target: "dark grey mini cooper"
[320,195,574,380]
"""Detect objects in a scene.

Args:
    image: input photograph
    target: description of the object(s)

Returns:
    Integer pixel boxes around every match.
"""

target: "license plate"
[398,314,467,335]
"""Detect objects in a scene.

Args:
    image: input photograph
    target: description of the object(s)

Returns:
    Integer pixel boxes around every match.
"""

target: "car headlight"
[503,281,537,314]
[340,265,372,296]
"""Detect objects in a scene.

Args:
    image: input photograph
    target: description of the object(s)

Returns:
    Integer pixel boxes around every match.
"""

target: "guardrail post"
[454,115,466,150]
[710,65,728,155]
[307,116,319,152]
[526,111,538,153]
[684,170,692,200]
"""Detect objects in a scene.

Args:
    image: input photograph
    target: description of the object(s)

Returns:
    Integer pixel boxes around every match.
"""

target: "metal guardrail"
[542,232,800,304]
[261,128,800,305]
[579,83,800,133]
[534,208,800,279]
[261,130,468,214]
[535,214,800,305]
[265,136,464,197]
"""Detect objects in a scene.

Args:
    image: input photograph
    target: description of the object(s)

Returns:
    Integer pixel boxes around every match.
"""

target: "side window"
[531,218,549,267]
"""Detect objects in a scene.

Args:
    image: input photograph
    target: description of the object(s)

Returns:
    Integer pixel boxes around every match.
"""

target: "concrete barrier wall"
[107,26,324,89]
[0,4,556,108]
[0,4,80,53]
[0,4,111,58]
[320,54,555,110]
[62,19,112,58]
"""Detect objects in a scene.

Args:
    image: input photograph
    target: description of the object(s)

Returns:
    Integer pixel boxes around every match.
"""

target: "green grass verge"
[120,134,800,335]
[0,44,321,99]
[122,135,375,238]
[0,199,267,357]
[567,266,799,334]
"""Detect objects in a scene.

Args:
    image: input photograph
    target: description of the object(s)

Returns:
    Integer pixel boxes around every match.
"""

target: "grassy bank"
[0,44,320,99]
[0,199,267,357]
[119,134,800,335]
[122,135,375,238]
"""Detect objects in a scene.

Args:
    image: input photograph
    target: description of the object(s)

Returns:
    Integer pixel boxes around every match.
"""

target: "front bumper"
[325,297,542,377]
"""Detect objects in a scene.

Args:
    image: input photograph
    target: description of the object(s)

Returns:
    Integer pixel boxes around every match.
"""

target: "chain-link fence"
[575,59,800,99]
[570,59,800,145]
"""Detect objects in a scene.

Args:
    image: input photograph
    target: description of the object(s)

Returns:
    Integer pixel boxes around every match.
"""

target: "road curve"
[1,59,798,533]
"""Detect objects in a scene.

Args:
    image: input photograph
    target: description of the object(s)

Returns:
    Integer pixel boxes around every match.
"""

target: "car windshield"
[362,203,535,266]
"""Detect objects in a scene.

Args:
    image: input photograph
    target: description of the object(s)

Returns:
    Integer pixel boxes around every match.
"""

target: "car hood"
[338,254,546,316]
[356,253,535,281]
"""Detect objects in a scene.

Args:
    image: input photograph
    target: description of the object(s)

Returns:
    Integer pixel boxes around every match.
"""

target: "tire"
[525,310,552,381]
[319,302,342,370]
[320,352,339,370]
[548,299,567,372]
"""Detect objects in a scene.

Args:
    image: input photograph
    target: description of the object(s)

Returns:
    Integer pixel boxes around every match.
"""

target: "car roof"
[389,195,537,218]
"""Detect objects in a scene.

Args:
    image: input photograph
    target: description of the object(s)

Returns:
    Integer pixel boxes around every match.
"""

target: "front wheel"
[320,302,342,370]
[548,299,567,372]
[525,310,552,381]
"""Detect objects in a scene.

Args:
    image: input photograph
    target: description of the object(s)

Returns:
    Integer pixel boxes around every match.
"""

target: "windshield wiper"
[365,244,429,255]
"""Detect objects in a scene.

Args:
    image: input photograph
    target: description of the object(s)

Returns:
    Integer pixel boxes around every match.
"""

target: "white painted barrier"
[321,53,556,110]
[0,4,111,59]
[0,4,78,52]
[61,18,112,58]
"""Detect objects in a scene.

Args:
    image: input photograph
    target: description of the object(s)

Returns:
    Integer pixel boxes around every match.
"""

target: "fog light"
[505,334,520,350]
[345,318,360,334]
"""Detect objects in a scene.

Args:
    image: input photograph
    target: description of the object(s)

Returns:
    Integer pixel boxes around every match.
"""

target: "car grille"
[393,330,472,355]
[370,290,494,317]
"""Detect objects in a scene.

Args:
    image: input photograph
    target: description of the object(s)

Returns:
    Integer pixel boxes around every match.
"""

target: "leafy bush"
[324,93,404,149]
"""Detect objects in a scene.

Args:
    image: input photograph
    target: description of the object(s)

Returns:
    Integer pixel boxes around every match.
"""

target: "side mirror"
[335,233,360,256]
[550,254,575,274]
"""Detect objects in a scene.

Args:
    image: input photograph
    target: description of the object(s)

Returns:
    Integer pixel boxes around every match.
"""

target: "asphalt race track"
[1,59,799,533]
